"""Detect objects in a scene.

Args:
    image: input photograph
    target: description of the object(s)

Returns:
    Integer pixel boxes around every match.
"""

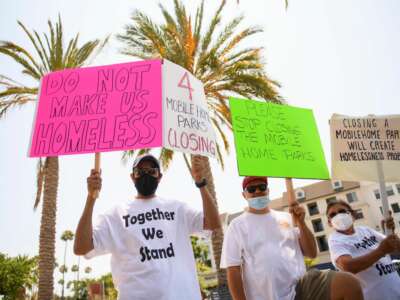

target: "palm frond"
[34,158,45,210]
[159,148,174,170]
[211,117,230,154]
[0,46,41,80]
[17,21,51,73]
[0,16,107,120]
[215,142,225,170]
[0,85,37,118]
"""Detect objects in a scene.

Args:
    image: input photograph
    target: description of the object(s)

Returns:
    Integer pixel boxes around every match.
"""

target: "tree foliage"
[0,253,38,300]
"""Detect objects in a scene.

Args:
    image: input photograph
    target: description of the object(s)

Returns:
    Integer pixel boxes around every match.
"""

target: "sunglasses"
[133,167,159,178]
[245,183,267,193]
[328,209,350,219]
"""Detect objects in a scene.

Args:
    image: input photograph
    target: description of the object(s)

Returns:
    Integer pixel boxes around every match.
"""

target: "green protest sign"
[229,97,329,179]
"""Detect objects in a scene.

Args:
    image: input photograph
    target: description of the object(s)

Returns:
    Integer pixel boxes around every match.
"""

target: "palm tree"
[84,266,92,275]
[0,16,107,299]
[118,0,281,286]
[60,230,74,299]
[59,265,68,274]
[71,264,79,277]
[71,263,79,299]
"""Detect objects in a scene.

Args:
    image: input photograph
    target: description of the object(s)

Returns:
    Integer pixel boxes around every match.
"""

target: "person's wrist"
[297,219,307,228]
[87,193,97,202]
[195,178,207,188]
[376,247,386,257]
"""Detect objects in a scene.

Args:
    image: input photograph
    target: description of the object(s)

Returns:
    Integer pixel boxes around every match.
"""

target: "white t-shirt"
[85,196,204,300]
[220,209,306,300]
[329,226,400,300]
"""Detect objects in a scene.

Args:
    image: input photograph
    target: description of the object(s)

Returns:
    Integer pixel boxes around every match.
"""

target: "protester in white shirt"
[221,176,363,300]
[327,199,400,300]
[73,154,221,300]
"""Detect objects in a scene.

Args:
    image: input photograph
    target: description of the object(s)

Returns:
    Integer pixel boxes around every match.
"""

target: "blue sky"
[1,0,400,294]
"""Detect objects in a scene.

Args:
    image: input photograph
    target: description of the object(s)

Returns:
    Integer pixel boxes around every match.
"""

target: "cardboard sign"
[162,60,217,158]
[29,59,218,158]
[230,97,329,179]
[330,114,400,181]
[29,60,163,157]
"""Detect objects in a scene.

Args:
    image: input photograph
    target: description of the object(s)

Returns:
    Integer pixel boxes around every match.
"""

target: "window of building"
[312,219,324,232]
[354,209,364,220]
[307,202,319,216]
[391,203,400,213]
[346,192,358,203]
[387,186,395,196]
[316,236,329,252]
[396,184,400,194]
[375,187,395,199]
[326,196,337,205]
[380,207,383,215]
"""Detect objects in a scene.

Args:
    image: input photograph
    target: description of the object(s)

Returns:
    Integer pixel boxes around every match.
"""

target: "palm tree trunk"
[77,256,80,282]
[190,155,226,286]
[38,157,59,300]
[61,241,68,299]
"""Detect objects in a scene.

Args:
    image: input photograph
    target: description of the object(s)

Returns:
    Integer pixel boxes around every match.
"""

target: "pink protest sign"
[29,60,163,157]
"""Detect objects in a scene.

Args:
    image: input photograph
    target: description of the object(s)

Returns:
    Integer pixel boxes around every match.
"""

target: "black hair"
[326,199,356,218]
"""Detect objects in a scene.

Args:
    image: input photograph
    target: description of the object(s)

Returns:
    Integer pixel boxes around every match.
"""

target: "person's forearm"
[298,221,317,258]
[227,267,246,300]
[339,249,385,274]
[74,196,96,255]
[200,186,221,230]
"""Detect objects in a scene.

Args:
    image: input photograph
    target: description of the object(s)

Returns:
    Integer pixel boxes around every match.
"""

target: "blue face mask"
[248,195,270,210]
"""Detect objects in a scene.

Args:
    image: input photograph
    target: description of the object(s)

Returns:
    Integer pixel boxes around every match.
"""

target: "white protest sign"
[330,113,400,181]
[162,59,217,158]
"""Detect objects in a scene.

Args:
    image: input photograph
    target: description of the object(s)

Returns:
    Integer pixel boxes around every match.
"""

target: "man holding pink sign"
[28,58,221,299]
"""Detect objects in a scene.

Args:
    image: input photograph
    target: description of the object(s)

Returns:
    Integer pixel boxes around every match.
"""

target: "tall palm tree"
[60,230,74,299]
[0,16,107,299]
[71,263,79,299]
[71,261,80,281]
[118,0,281,286]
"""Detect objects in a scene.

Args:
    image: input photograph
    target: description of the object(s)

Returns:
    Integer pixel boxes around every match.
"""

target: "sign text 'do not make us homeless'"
[330,114,400,181]
[229,98,329,179]
[29,60,163,157]
[162,60,217,158]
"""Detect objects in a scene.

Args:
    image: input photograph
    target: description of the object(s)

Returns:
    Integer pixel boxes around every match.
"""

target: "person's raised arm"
[74,169,101,255]
[191,156,221,230]
[290,203,317,258]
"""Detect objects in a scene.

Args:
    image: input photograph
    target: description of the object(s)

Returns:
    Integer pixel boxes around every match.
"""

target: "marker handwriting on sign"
[233,102,314,162]
[178,72,194,100]
[30,61,163,157]
[230,97,329,179]
[332,117,400,162]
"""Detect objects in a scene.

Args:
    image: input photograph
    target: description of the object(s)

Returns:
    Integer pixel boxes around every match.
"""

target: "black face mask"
[135,174,159,196]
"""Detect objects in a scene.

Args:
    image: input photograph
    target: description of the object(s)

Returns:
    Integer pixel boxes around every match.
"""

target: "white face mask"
[331,213,353,231]
[248,195,270,210]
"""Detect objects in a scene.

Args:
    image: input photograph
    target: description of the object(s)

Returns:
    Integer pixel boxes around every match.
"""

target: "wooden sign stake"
[94,152,101,199]
[285,178,298,206]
